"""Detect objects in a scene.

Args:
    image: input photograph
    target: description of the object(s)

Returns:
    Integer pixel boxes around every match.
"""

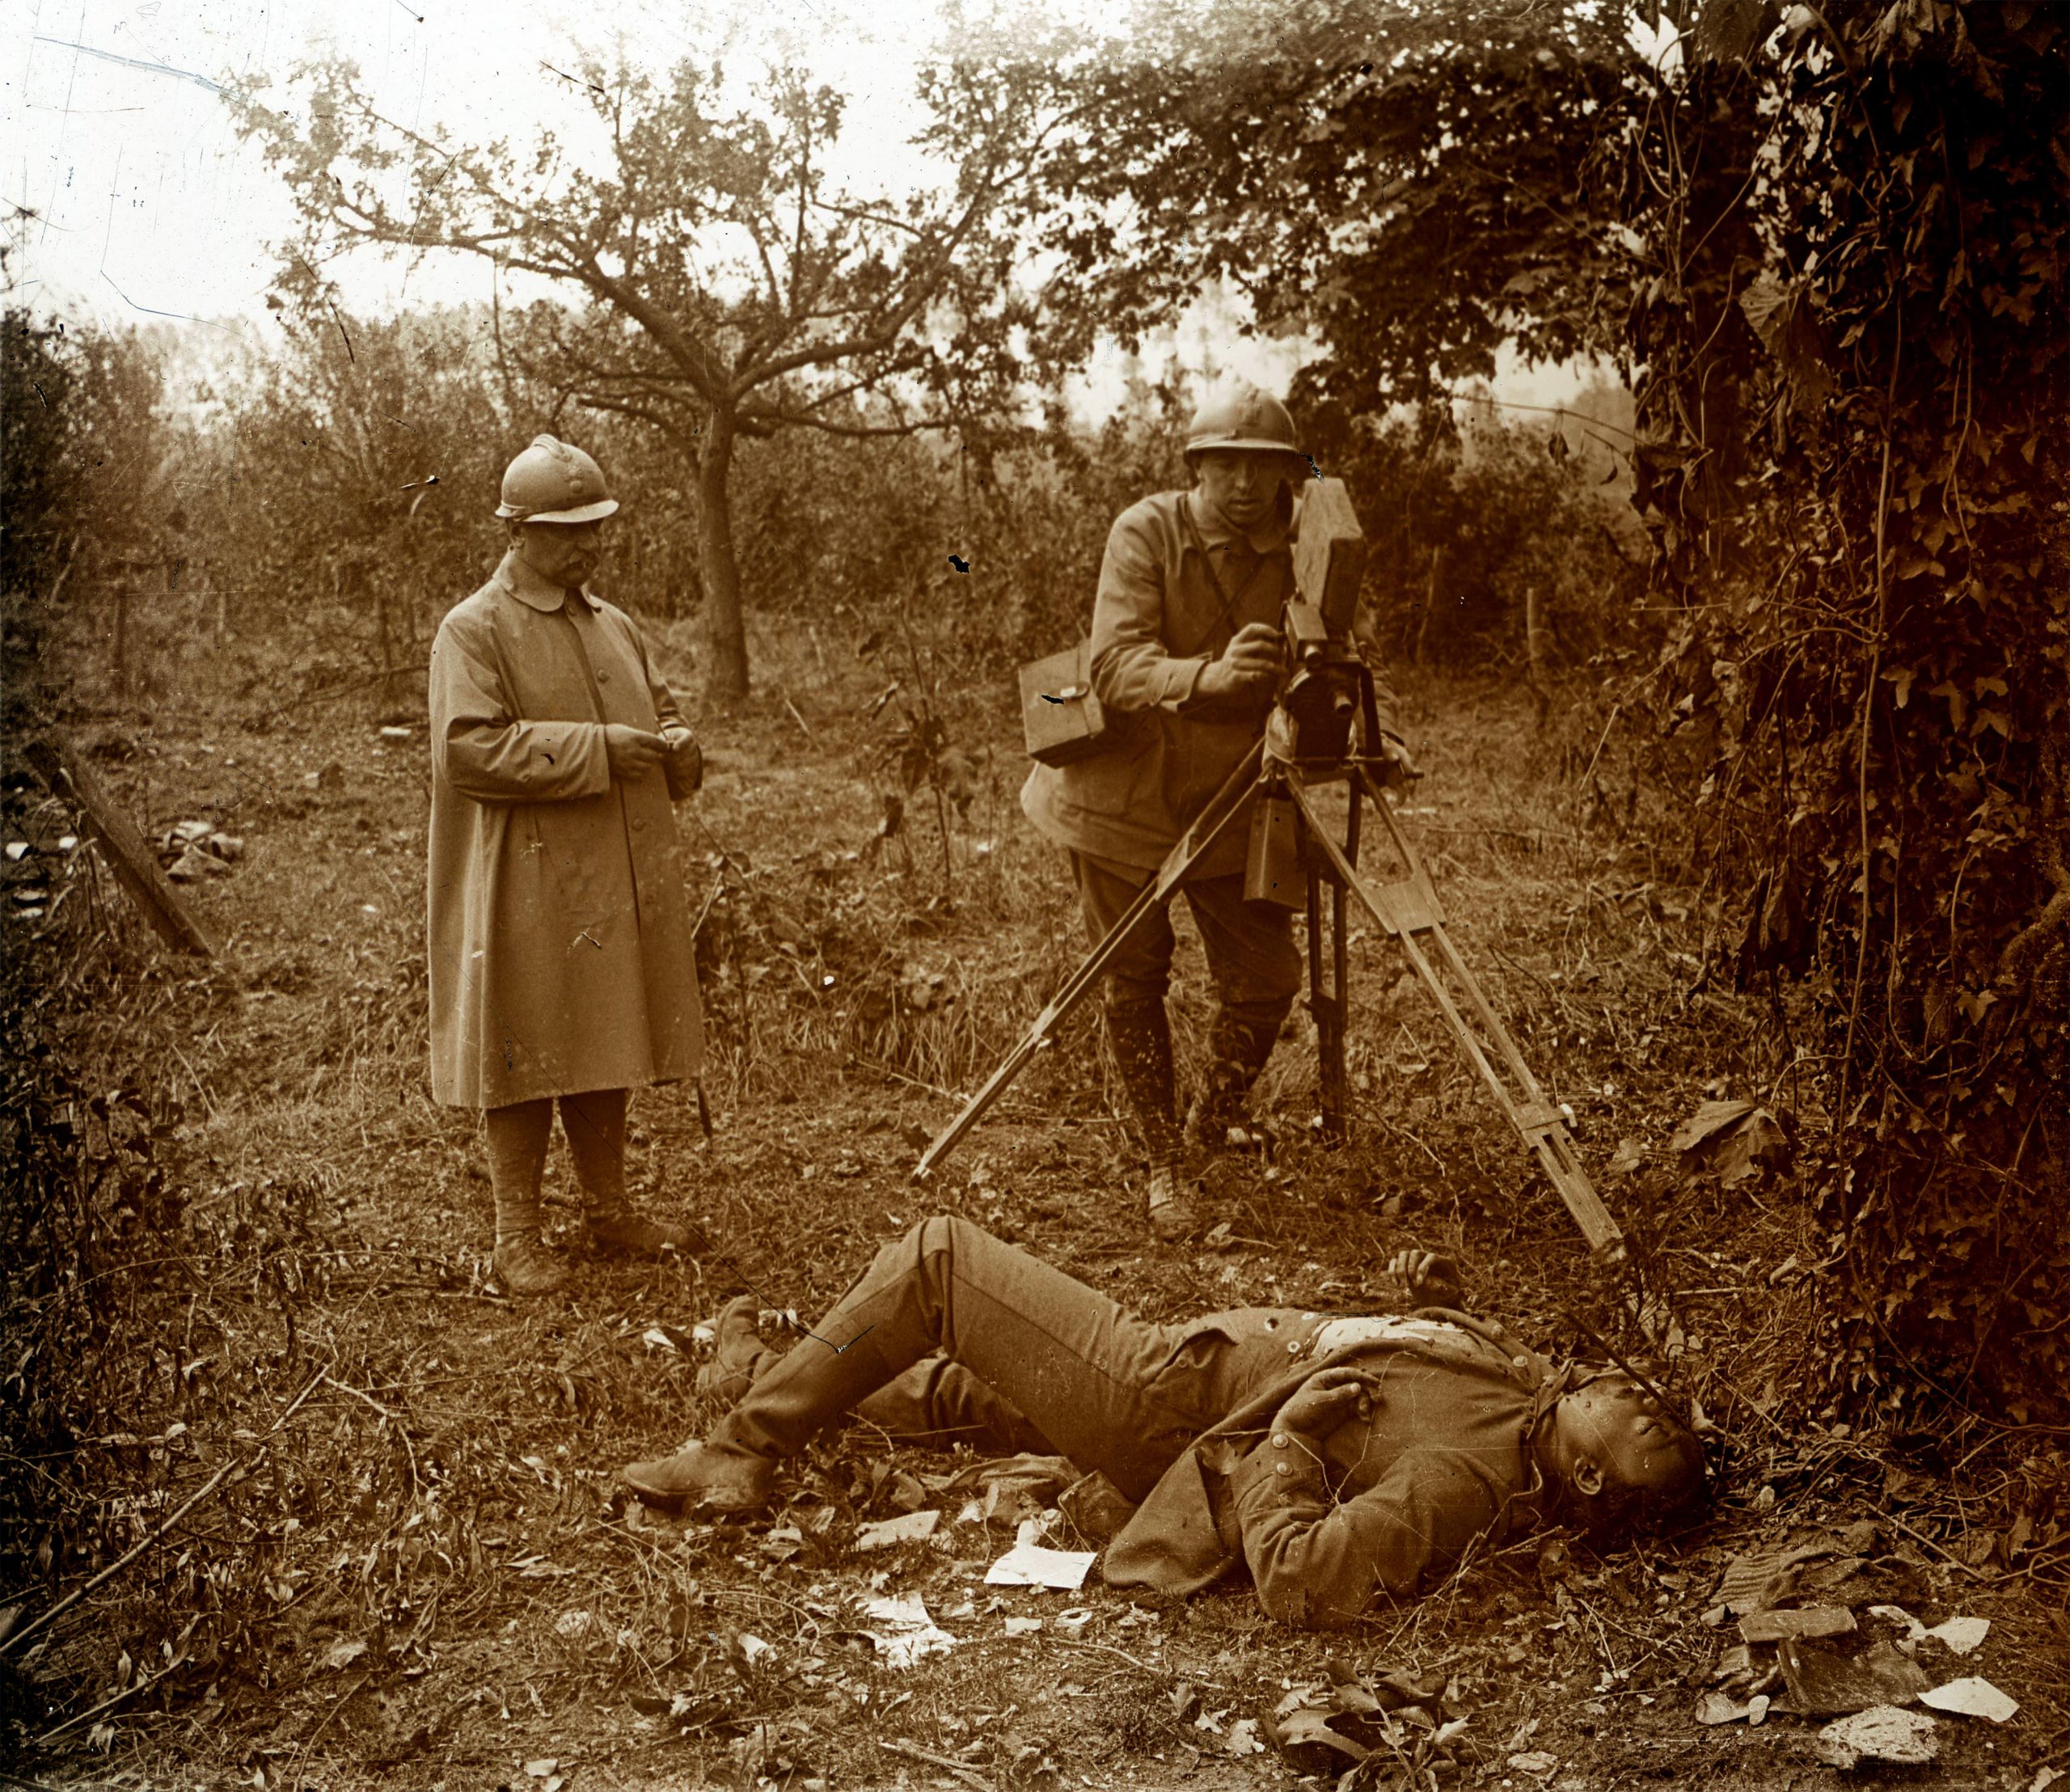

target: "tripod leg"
[1303,861,1347,1143]
[1286,773,1624,1256]
[916,742,1266,1180]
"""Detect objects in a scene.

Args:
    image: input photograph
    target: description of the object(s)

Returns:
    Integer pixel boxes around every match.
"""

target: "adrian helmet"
[494,435,619,524]
[1183,382,1307,470]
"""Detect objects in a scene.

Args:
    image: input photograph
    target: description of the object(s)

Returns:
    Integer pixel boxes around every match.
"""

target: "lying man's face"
[1548,1372,1704,1531]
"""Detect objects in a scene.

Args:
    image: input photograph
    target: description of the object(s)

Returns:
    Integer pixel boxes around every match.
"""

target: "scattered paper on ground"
[855,1509,940,1551]
[986,1540,1097,1591]
[1921,1676,2018,1723]
[859,1593,956,1669]
[1924,1615,1989,1656]
[1816,1706,1938,1769]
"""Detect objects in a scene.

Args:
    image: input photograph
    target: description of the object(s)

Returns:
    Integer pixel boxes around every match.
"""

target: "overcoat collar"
[493,547,599,615]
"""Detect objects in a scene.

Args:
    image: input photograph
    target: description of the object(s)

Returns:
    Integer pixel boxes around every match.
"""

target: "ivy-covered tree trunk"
[1631,0,2070,1416]
[695,410,747,699]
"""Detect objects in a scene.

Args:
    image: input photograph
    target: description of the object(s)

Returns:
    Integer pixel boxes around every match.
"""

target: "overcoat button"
[1272,1434,1289,1450]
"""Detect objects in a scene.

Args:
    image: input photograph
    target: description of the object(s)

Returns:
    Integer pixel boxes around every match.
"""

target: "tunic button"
[633,819,648,831]
[1271,1433,1289,1450]
[1286,1341,1301,1355]
[1512,1355,1529,1369]
[596,670,610,683]
[1274,1462,1291,1477]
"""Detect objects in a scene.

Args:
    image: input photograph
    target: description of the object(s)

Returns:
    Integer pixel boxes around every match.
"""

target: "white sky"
[5,0,1603,412]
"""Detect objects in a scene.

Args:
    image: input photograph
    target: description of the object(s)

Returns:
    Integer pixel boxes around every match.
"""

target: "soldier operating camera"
[1020,383,1416,1241]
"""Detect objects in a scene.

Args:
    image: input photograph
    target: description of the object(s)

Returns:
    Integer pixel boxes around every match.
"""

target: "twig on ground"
[1048,1634,1231,1689]
[877,1736,996,1790]
[2,1367,328,1658]
[32,1652,190,1746]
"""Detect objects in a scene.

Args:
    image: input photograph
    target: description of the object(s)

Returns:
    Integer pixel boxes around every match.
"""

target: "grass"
[2,619,2064,1789]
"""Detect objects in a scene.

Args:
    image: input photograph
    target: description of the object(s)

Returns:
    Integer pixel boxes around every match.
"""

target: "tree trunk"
[696,410,749,697]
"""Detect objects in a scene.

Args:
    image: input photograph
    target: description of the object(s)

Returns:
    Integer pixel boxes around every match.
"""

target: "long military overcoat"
[426,549,703,1108]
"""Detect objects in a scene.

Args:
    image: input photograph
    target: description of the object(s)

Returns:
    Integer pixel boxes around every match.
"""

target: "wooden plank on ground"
[22,734,217,957]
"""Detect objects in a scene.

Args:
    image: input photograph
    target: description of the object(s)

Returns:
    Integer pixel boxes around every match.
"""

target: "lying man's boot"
[492,1236,571,1297]
[695,1295,776,1403]
[586,1204,692,1258]
[620,1440,778,1514]
[1144,1161,1202,1244]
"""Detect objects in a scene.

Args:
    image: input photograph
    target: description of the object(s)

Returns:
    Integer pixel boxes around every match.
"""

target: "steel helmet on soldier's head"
[1183,382,1307,471]
[495,434,620,525]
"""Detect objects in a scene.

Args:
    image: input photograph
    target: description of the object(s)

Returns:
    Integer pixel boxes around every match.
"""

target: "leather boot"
[1143,1161,1203,1244]
[1183,999,1290,1152]
[620,1442,777,1515]
[1104,1000,1181,1165]
[695,1295,779,1403]
[623,1312,901,1513]
[563,1088,693,1258]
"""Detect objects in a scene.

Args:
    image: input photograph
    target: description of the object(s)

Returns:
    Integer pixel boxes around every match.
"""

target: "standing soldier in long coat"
[427,435,707,1295]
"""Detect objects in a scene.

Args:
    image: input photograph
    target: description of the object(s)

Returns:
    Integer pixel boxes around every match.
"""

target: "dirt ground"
[6,641,2066,1790]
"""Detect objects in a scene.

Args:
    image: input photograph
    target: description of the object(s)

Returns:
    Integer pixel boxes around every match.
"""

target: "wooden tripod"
[914,725,1624,1260]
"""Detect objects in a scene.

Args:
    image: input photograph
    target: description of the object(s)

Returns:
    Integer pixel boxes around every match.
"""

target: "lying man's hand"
[1387,1249,1464,1309]
[1196,621,1283,703]
[1276,1366,1379,1442]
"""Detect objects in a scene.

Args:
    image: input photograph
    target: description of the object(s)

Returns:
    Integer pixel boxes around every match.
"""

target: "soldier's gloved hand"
[1275,1367,1379,1443]
[661,726,703,794]
[1375,734,1421,785]
[604,724,667,780]
[1386,1249,1464,1309]
[1196,621,1283,703]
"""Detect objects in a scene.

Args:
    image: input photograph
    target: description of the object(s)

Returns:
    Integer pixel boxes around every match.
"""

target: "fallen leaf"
[1508,1750,1559,1775]
[319,1637,368,1671]
[1224,1718,1265,1757]
[1694,1691,1750,1726]
[523,1760,560,1779]
[1669,1098,1754,1153]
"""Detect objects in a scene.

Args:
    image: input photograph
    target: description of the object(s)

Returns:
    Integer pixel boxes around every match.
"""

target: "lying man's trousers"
[710,1216,1312,1502]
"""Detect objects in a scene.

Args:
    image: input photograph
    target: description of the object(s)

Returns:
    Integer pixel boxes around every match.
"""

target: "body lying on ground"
[620,1218,1705,1631]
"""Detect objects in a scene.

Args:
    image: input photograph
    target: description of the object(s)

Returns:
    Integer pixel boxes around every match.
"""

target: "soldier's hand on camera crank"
[604,724,668,780]
[1197,621,1283,702]
[1376,734,1422,784]
[1386,1249,1464,1309]
[1277,1367,1380,1442]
